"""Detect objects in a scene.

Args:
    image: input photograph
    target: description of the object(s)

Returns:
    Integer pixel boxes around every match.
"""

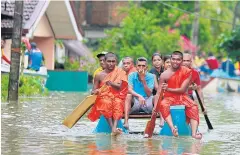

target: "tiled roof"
[1,0,39,28]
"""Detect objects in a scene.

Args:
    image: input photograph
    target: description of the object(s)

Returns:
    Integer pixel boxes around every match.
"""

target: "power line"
[159,1,240,26]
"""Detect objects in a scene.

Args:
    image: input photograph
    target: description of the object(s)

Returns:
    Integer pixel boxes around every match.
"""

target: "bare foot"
[159,119,164,128]
[111,128,122,136]
[143,134,150,138]
[192,133,202,139]
[123,123,129,130]
[172,126,179,137]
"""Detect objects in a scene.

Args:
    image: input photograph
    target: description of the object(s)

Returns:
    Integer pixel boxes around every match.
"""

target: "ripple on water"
[1,92,240,154]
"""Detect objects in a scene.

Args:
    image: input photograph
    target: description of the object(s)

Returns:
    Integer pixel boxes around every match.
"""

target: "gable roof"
[1,0,83,40]
[1,0,39,28]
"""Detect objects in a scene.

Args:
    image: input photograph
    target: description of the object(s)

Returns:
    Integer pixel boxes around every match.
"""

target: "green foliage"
[54,39,64,49]
[216,27,240,57]
[141,1,238,55]
[95,4,180,61]
[63,57,80,71]
[1,74,49,102]
[80,56,99,75]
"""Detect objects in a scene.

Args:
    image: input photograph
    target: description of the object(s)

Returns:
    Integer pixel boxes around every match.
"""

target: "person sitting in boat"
[123,57,155,130]
[182,52,206,107]
[153,51,202,139]
[206,52,219,72]
[122,56,137,76]
[149,52,165,127]
[25,42,44,71]
[88,52,128,136]
[221,58,236,77]
[235,56,240,76]
[93,51,107,83]
[149,52,163,95]
[163,55,171,71]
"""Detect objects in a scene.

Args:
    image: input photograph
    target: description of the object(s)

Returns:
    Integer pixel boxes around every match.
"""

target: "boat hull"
[203,77,240,93]
[160,105,191,136]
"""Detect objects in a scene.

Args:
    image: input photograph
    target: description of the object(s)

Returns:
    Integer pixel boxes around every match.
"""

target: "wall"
[90,1,109,25]
[108,1,128,26]
[33,14,54,37]
[77,1,129,26]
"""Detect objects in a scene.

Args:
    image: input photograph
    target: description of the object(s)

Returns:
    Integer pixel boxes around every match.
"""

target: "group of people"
[195,52,240,77]
[88,50,206,139]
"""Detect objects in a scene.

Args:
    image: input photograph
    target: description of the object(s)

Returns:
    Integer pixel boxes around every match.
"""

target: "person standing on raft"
[88,52,128,136]
[153,51,202,139]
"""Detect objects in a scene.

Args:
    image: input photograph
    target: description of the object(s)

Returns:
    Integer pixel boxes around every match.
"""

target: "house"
[71,1,130,50]
[1,0,94,70]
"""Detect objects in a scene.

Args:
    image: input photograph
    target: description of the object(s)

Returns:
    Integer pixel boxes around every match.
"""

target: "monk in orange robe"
[153,51,202,139]
[88,52,128,136]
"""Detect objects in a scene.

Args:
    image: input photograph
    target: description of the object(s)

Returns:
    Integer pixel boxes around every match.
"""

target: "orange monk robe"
[88,67,128,121]
[159,66,199,124]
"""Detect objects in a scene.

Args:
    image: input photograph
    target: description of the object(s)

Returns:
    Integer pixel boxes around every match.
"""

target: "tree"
[95,4,180,61]
[141,1,239,55]
[216,27,240,58]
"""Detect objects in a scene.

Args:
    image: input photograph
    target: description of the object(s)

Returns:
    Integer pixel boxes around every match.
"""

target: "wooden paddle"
[144,90,163,138]
[62,85,107,128]
[194,90,213,130]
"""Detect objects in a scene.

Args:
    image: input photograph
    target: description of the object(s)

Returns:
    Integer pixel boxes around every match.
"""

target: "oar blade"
[62,95,97,128]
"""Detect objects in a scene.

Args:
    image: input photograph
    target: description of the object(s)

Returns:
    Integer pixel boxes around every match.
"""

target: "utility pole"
[8,1,24,103]
[191,0,200,56]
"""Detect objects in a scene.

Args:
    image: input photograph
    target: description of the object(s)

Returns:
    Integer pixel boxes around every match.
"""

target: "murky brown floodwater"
[1,90,240,155]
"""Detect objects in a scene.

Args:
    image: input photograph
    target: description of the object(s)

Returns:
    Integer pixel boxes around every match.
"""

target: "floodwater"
[1,91,240,155]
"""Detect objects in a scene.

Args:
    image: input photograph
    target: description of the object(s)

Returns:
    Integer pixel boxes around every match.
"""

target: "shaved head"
[105,52,117,61]
[123,57,134,63]
[183,52,193,68]
[122,56,134,72]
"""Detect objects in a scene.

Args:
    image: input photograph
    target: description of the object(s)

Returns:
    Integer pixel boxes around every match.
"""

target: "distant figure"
[221,58,236,77]
[1,37,11,64]
[206,52,219,70]
[122,57,137,76]
[93,51,108,79]
[235,56,240,75]
[25,42,44,71]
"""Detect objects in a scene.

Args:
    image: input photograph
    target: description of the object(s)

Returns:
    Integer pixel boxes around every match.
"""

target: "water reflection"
[1,92,240,154]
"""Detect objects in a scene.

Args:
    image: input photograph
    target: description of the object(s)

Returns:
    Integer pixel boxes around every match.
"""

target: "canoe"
[160,105,191,136]
[202,69,240,93]
[1,63,48,78]
[94,105,191,136]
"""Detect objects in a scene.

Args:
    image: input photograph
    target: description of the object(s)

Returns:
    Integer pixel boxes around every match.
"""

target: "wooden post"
[7,1,24,103]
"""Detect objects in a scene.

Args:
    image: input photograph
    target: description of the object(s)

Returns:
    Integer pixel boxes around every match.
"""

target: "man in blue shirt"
[123,57,155,129]
[25,42,44,71]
